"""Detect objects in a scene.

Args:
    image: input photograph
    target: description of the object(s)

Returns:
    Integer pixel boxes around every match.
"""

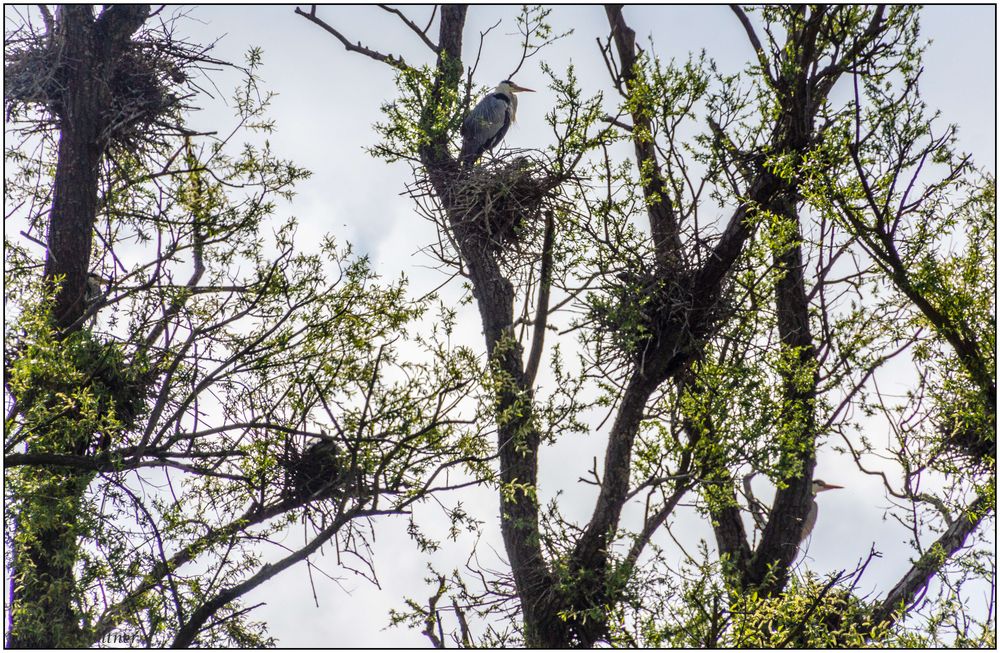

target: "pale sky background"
[6,4,996,648]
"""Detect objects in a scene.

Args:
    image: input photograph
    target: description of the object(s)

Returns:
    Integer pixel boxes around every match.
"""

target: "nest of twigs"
[590,267,730,363]
[4,14,219,148]
[408,150,570,267]
[281,437,356,503]
[450,153,560,249]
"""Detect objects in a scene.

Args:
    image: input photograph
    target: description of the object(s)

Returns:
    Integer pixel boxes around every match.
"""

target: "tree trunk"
[8,5,149,648]
[745,192,820,592]
[42,8,103,331]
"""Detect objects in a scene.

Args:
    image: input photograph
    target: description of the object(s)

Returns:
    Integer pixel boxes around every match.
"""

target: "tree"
[300,4,994,647]
[4,6,482,647]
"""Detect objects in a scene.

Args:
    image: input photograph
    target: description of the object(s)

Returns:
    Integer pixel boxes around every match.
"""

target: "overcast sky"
[12,4,994,647]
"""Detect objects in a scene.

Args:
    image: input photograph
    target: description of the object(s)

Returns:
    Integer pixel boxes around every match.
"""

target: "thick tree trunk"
[42,4,149,330]
[42,8,103,331]
[745,192,820,592]
[8,5,149,648]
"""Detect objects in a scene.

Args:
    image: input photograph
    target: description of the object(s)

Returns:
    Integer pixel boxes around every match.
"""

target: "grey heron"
[459,80,534,168]
[801,479,842,542]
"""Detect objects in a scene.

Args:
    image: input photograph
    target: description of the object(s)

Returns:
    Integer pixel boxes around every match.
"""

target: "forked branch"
[295,5,412,72]
[378,4,440,53]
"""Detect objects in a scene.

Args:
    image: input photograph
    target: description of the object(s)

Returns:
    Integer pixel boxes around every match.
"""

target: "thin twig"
[377,4,439,52]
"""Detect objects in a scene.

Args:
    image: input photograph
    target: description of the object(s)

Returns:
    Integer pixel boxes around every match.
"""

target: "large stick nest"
[590,267,732,365]
[408,150,576,269]
[450,153,561,248]
[4,14,223,147]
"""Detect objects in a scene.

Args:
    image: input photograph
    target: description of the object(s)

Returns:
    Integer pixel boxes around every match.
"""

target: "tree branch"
[871,495,991,629]
[91,500,297,642]
[171,510,354,647]
[604,4,681,269]
[730,5,777,87]
[524,210,556,387]
[295,5,412,72]
[377,4,439,53]
[813,5,887,98]
[624,482,689,570]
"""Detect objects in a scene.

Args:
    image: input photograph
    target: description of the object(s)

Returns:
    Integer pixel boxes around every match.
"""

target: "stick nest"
[409,150,574,269]
[452,154,561,247]
[590,267,731,364]
[281,438,359,503]
[4,18,218,147]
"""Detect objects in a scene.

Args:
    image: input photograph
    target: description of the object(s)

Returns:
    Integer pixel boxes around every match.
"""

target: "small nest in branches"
[280,437,359,504]
[4,16,220,147]
[409,150,571,262]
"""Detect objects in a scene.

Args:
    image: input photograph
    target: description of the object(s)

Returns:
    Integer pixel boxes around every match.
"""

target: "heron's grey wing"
[801,499,819,542]
[460,94,511,165]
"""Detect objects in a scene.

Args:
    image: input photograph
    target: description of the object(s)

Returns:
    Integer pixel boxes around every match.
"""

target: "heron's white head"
[496,80,534,122]
[497,80,535,95]
[812,479,843,494]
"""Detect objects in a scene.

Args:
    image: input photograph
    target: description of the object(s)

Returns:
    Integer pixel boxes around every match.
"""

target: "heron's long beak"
[817,484,843,492]
[509,83,535,93]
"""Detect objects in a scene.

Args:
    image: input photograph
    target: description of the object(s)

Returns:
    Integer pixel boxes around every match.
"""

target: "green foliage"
[543,62,613,174]
[6,296,148,646]
[617,544,730,648]
[614,551,935,649]
[514,5,571,66]
[797,5,996,478]
[8,304,148,453]
[907,179,996,468]
[374,63,448,161]
[728,573,884,647]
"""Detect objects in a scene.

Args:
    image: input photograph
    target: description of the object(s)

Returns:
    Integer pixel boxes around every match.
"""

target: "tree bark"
[8,5,149,648]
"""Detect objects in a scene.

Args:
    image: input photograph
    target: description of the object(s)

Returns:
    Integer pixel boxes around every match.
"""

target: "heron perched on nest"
[459,80,534,168]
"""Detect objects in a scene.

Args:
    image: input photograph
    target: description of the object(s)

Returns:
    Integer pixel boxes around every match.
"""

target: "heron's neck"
[510,93,518,123]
